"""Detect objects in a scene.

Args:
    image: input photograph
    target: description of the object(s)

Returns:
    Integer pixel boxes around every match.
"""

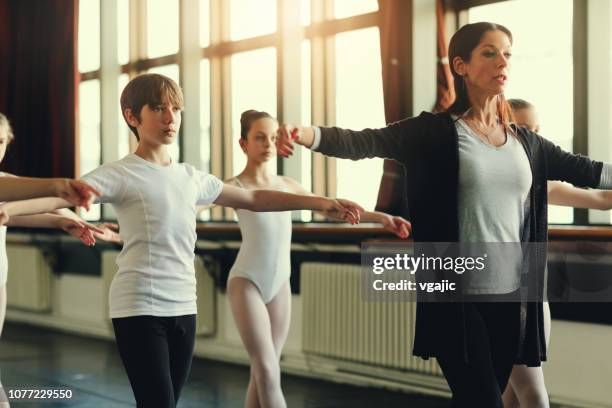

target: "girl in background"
[0,112,119,336]
[0,113,117,408]
[227,110,410,408]
[502,100,612,408]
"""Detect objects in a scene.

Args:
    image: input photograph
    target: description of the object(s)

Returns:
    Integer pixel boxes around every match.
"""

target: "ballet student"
[511,99,612,211]
[500,100,612,408]
[1,74,363,408]
[275,22,612,407]
[0,113,119,337]
[225,110,411,408]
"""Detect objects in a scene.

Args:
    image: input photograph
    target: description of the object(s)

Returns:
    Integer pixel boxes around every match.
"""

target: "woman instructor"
[275,22,611,407]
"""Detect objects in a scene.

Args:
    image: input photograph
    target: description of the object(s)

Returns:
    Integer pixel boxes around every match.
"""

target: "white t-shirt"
[81,154,224,318]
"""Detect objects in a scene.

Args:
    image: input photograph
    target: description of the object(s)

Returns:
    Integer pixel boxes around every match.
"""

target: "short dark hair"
[239,110,275,139]
[507,98,534,111]
[120,73,184,141]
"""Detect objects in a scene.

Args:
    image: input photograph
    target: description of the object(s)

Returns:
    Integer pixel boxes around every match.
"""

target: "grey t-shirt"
[456,119,532,294]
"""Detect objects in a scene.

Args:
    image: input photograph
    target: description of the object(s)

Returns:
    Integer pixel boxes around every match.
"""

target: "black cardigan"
[317,111,603,366]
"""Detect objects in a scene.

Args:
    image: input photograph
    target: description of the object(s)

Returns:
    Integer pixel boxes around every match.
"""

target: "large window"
[229,0,277,41]
[230,48,277,176]
[334,27,384,212]
[469,0,574,224]
[77,0,386,222]
[146,0,180,58]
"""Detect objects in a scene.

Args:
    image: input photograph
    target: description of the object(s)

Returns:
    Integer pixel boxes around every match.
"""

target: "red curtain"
[0,0,78,178]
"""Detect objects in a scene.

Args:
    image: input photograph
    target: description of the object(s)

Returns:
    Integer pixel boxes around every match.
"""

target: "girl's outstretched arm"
[548,181,612,210]
[282,176,411,237]
[213,184,363,224]
[359,211,412,239]
[1,197,73,218]
[0,177,100,209]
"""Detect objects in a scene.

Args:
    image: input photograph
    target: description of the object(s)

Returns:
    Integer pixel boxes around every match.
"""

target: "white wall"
[5,240,612,407]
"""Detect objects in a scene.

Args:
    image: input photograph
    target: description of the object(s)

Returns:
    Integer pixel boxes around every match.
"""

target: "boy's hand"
[321,198,364,224]
[92,223,122,243]
[380,214,412,239]
[55,179,100,210]
[59,218,104,246]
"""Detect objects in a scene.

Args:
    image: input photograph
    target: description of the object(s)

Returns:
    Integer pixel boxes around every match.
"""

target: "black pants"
[435,302,520,408]
[112,314,196,408]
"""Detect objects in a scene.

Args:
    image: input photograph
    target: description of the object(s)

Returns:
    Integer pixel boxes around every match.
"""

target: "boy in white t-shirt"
[2,73,362,408]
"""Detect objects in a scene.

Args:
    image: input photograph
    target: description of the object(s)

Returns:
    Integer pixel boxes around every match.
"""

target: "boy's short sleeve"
[194,171,224,205]
[80,164,127,204]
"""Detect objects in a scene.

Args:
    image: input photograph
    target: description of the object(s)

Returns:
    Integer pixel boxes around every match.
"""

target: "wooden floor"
[0,322,450,407]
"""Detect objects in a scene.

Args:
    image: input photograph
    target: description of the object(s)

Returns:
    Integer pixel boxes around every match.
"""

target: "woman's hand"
[321,198,364,224]
[54,179,100,210]
[276,124,299,157]
[277,125,316,156]
[379,214,412,239]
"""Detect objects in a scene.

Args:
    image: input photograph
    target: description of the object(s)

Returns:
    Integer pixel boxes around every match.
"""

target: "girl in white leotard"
[228,177,292,303]
[226,110,411,408]
[0,113,118,407]
[502,100,612,408]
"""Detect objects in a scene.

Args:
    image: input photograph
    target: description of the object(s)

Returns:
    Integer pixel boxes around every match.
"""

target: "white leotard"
[0,226,6,287]
[228,178,292,303]
[0,172,7,286]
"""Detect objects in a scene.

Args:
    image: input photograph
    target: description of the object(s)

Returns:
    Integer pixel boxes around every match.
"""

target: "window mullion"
[278,0,306,220]
[180,0,202,168]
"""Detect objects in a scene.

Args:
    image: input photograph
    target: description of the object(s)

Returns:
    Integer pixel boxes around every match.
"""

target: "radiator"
[101,250,216,335]
[301,262,441,376]
[6,245,51,311]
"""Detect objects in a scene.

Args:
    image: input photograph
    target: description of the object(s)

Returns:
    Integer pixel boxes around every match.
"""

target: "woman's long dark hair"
[447,22,514,129]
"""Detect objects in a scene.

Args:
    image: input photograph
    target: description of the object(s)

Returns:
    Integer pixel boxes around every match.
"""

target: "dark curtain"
[433,0,455,113]
[375,0,454,216]
[0,0,78,178]
[374,0,412,218]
